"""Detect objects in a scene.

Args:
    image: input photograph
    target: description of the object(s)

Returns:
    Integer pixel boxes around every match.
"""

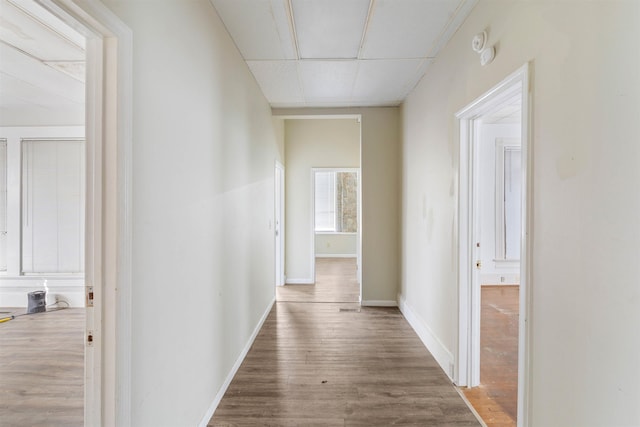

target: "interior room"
[460,97,522,425]
[0,0,87,424]
[1,1,639,427]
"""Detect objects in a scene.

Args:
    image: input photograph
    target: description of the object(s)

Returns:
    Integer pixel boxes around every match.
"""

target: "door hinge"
[87,330,94,347]
[476,260,482,269]
[86,286,94,307]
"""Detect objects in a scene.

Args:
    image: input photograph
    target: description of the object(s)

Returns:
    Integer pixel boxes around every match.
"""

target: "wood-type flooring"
[462,285,519,427]
[211,258,481,426]
[277,258,360,303]
[0,307,84,427]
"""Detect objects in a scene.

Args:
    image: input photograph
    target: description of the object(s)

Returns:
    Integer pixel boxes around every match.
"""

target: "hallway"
[277,258,360,303]
[208,301,481,426]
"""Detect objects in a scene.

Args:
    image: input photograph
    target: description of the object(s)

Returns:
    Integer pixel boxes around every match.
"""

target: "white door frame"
[275,161,285,286]
[41,1,132,425]
[455,63,532,427]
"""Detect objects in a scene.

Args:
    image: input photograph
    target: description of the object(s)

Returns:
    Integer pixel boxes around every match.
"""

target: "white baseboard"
[315,254,357,258]
[0,277,85,307]
[361,299,397,307]
[285,278,314,285]
[398,293,455,380]
[480,273,520,285]
[198,297,275,427]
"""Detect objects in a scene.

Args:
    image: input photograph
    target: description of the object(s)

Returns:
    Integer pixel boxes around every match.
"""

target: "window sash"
[22,139,85,274]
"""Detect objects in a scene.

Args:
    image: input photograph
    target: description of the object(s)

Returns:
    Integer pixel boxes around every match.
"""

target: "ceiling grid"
[212,0,479,108]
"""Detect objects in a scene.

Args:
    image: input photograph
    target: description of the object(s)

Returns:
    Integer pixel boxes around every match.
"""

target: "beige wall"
[315,233,357,257]
[400,1,640,425]
[103,1,282,425]
[276,108,400,303]
[284,118,360,282]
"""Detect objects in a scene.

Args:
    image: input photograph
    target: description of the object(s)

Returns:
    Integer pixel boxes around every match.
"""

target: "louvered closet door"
[22,140,85,274]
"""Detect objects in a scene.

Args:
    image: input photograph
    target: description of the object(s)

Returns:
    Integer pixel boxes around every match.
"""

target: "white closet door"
[22,140,85,274]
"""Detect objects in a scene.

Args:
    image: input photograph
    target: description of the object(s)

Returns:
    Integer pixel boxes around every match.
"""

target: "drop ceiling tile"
[247,60,303,105]
[352,58,432,103]
[298,60,358,100]
[361,0,463,59]
[211,0,296,60]
[292,0,370,59]
[0,0,85,61]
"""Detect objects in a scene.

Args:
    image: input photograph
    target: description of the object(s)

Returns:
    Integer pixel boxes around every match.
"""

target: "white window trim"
[21,138,86,275]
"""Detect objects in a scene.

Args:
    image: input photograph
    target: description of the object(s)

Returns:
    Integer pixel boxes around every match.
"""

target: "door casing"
[275,161,285,286]
[455,63,532,427]
[41,1,133,425]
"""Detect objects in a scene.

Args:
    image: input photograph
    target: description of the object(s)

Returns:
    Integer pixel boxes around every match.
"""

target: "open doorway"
[1,0,133,425]
[456,65,531,427]
[276,116,362,304]
[311,168,360,303]
[0,1,87,424]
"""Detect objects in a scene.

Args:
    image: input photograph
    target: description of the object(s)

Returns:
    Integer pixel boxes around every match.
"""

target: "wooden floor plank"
[462,285,519,427]
[0,307,84,427]
[209,302,481,426]
[277,258,359,303]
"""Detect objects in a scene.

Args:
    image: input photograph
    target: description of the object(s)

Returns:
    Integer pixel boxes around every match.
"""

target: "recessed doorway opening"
[456,64,532,427]
[274,116,362,304]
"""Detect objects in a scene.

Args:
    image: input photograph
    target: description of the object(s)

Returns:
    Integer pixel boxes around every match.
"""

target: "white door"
[275,162,285,286]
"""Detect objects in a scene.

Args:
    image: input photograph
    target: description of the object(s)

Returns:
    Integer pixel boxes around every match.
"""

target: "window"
[22,140,85,274]
[314,171,358,233]
[495,139,521,261]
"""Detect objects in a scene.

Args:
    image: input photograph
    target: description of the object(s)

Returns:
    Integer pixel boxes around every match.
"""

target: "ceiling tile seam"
[356,0,375,60]
[286,0,301,60]
[269,0,295,60]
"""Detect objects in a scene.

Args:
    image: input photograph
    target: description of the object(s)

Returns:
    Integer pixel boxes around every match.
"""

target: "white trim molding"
[285,278,315,285]
[197,297,276,427]
[0,277,85,307]
[455,63,532,427]
[398,294,455,379]
[42,1,134,425]
[361,299,397,307]
[315,254,357,259]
